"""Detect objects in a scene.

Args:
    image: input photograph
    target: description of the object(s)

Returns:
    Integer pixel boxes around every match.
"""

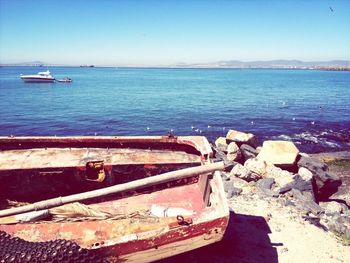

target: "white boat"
[20,70,55,83]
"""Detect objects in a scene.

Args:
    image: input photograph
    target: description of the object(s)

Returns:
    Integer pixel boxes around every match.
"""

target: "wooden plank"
[0,148,201,170]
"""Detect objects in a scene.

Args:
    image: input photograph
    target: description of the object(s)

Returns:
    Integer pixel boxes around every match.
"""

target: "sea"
[0,66,349,153]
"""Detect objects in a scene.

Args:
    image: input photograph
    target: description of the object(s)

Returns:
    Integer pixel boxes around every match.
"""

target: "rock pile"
[213,129,349,239]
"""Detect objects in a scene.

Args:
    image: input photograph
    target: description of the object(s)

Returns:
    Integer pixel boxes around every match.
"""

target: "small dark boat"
[0,135,229,262]
[56,77,72,83]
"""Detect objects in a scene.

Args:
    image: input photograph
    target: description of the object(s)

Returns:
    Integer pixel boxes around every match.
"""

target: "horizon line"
[1,58,350,68]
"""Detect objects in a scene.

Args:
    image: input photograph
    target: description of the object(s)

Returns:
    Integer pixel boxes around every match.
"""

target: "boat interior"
[0,137,228,250]
[0,136,207,203]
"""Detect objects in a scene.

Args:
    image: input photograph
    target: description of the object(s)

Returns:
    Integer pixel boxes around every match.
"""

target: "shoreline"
[2,65,350,71]
[310,151,350,161]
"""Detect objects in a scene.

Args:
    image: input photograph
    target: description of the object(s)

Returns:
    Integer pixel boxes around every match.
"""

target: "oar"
[0,162,225,218]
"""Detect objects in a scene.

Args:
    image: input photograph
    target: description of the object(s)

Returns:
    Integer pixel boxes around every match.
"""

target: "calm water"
[0,66,349,153]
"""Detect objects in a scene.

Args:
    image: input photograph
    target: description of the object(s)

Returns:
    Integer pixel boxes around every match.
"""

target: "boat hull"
[21,77,55,83]
[56,79,72,83]
[0,136,229,262]
[0,173,229,262]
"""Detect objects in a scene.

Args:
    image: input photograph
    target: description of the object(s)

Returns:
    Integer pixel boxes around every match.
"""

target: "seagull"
[207,125,211,128]
[292,117,296,121]
[195,129,199,133]
[329,6,334,12]
[191,126,195,130]
[311,121,315,125]
[250,121,254,125]
[146,127,150,131]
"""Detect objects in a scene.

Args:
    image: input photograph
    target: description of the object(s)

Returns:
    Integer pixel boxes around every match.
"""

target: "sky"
[0,0,349,66]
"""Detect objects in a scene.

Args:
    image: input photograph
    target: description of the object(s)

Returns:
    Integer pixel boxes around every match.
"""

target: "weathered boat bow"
[0,136,229,262]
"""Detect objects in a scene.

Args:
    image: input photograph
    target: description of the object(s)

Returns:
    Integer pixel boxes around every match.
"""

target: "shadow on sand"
[158,211,279,263]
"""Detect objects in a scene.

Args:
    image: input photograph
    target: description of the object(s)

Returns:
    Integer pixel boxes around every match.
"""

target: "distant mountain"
[0,61,46,66]
[176,59,350,69]
[2,59,350,69]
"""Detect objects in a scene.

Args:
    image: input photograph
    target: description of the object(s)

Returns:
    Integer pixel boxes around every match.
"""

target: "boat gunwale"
[0,135,213,158]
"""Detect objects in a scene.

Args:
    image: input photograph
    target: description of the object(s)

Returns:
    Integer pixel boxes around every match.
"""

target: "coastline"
[310,151,350,162]
[1,65,350,71]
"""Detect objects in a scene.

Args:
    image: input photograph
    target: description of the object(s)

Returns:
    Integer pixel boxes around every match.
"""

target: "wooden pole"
[0,162,224,218]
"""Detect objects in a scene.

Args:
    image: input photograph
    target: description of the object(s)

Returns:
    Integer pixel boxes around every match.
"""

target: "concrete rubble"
[213,129,350,240]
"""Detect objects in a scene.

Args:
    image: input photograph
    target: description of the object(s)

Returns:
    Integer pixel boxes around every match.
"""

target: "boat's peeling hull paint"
[0,137,229,262]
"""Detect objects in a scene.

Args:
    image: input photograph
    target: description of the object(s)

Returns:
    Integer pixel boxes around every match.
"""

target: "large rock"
[257,141,299,168]
[244,158,297,194]
[244,158,267,176]
[223,179,242,197]
[297,156,327,173]
[298,167,313,181]
[240,144,258,161]
[326,214,350,239]
[223,160,239,172]
[226,130,258,147]
[288,189,324,215]
[256,178,275,190]
[223,177,245,198]
[231,176,253,194]
[266,167,297,194]
[230,163,261,182]
[214,149,227,161]
[226,142,242,162]
[319,201,347,215]
[214,149,239,172]
[295,167,316,200]
[215,137,228,152]
[297,156,342,200]
[292,175,315,198]
[227,187,243,198]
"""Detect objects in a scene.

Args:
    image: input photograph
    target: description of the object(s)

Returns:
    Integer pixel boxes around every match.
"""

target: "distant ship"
[20,70,55,83]
[80,65,95,68]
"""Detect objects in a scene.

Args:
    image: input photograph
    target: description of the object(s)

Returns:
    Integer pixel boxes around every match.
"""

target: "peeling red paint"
[0,136,228,262]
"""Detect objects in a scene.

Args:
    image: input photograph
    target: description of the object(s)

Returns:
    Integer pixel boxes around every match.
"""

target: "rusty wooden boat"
[0,135,229,262]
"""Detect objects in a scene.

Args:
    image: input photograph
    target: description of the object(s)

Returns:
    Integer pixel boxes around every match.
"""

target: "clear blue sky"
[0,0,349,66]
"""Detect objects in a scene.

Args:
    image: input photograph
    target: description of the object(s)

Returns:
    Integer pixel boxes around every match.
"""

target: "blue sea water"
[0,66,349,153]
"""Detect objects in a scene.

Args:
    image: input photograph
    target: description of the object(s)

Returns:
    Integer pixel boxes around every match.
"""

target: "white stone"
[226,142,241,161]
[265,165,296,188]
[230,163,250,179]
[298,167,313,181]
[319,201,344,214]
[215,137,228,148]
[244,158,295,188]
[226,129,258,147]
[244,158,267,176]
[257,140,299,167]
